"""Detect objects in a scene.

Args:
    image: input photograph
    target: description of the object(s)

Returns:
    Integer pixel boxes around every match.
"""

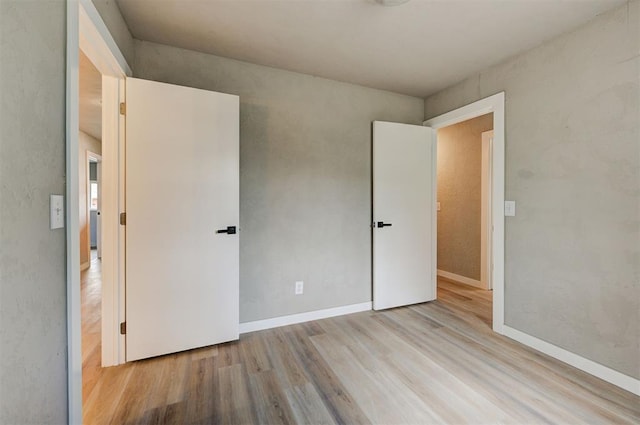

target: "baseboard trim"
[437,269,484,289]
[239,302,372,334]
[503,325,640,396]
[81,261,90,271]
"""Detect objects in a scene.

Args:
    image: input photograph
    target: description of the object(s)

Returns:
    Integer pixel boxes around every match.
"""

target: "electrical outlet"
[295,281,304,295]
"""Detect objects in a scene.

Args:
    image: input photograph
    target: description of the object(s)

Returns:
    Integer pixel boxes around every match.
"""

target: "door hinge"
[120,212,126,225]
[120,322,126,335]
[120,102,126,115]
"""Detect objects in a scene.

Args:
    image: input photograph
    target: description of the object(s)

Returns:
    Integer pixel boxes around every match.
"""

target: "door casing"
[67,0,131,422]
[424,92,506,334]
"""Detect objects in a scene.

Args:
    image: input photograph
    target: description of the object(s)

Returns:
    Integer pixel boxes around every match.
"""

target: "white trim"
[437,269,484,289]
[239,302,372,334]
[66,3,82,424]
[84,150,101,268]
[78,0,131,77]
[94,156,102,258]
[480,131,493,290]
[117,78,127,363]
[503,325,640,396]
[430,130,438,301]
[100,76,124,367]
[424,92,505,334]
[68,0,131,420]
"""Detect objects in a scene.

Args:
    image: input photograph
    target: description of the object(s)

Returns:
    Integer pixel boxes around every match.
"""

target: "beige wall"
[79,131,101,268]
[437,113,493,281]
[0,1,68,422]
[134,40,425,323]
[425,1,639,379]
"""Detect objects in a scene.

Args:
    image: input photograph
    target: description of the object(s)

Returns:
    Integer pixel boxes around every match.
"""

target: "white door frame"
[424,92,505,334]
[480,130,493,290]
[86,151,102,260]
[96,158,103,258]
[67,0,131,422]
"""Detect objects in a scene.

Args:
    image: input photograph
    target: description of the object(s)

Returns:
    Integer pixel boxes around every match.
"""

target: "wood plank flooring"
[82,268,640,424]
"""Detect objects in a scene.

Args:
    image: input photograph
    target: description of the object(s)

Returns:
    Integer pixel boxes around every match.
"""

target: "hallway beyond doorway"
[81,250,102,403]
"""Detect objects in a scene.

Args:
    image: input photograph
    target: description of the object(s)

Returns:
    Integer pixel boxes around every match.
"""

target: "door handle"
[216,226,237,235]
[377,221,392,228]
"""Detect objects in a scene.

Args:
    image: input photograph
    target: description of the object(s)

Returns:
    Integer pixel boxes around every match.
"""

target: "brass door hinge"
[120,322,126,335]
[120,102,126,115]
[120,212,126,225]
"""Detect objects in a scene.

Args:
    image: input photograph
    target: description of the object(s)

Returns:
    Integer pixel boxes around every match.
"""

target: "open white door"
[125,78,239,361]
[372,121,436,310]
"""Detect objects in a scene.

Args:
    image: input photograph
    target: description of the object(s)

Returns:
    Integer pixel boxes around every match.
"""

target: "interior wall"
[0,1,68,423]
[79,131,102,268]
[437,113,493,281]
[133,40,425,323]
[91,0,135,68]
[425,0,639,379]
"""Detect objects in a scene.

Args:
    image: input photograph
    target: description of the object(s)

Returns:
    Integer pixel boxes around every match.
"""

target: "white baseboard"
[80,261,90,271]
[239,302,372,334]
[437,269,485,289]
[503,325,640,396]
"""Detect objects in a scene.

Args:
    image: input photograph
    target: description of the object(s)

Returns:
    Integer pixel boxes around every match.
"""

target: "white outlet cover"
[295,281,304,295]
[50,194,64,229]
[505,200,516,217]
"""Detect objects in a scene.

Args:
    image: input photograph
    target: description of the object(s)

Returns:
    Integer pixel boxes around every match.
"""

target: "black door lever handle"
[377,221,392,228]
[216,226,237,234]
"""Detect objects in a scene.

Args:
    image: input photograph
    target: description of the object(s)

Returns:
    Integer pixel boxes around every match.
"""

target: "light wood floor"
[82,268,639,424]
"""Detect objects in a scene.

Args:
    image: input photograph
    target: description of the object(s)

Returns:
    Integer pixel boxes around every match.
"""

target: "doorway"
[424,92,506,334]
[88,157,101,259]
[435,113,493,326]
[67,1,132,420]
[78,47,105,405]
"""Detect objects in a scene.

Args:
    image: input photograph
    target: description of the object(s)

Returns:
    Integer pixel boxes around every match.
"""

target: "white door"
[372,121,436,310]
[125,78,239,361]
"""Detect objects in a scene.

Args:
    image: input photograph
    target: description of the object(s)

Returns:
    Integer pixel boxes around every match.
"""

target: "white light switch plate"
[295,281,304,295]
[505,200,516,217]
[437,202,441,211]
[50,195,64,229]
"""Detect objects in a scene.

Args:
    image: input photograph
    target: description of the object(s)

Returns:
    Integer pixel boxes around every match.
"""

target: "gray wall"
[134,40,424,322]
[437,113,493,281]
[425,0,639,379]
[0,1,68,423]
[92,0,135,68]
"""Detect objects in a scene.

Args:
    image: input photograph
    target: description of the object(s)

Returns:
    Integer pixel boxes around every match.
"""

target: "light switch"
[504,200,516,217]
[50,195,64,229]
[437,202,441,211]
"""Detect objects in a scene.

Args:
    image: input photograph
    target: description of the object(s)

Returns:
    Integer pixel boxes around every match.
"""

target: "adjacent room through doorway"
[436,113,494,327]
[78,48,104,403]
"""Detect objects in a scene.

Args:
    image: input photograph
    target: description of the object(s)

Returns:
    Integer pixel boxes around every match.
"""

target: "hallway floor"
[81,250,103,403]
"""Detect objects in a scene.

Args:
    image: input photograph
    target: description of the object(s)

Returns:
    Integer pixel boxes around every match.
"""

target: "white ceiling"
[117,0,623,98]
[79,50,102,141]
